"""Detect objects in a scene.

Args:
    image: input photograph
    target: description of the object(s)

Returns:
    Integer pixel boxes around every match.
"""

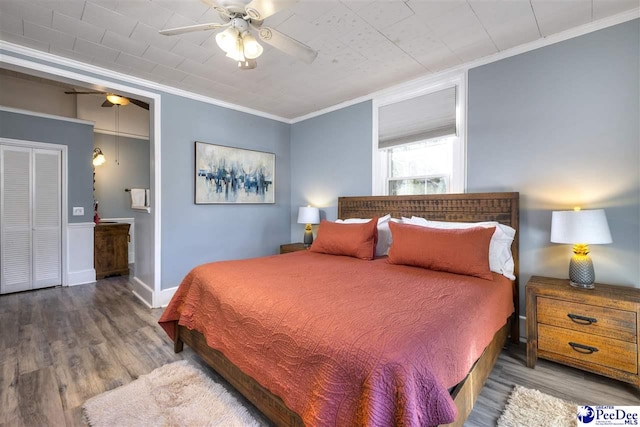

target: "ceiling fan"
[159,0,318,69]
[64,91,150,110]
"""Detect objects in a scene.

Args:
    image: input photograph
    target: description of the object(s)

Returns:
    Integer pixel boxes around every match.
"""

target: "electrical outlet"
[72,207,84,216]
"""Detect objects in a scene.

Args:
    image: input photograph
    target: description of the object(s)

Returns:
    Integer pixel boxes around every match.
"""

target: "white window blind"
[378,87,457,150]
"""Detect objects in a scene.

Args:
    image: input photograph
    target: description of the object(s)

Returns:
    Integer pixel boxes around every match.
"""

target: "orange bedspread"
[159,251,514,426]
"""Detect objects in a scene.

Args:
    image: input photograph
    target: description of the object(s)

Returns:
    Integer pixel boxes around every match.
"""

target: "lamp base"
[303,226,314,248]
[569,254,595,290]
[569,280,595,289]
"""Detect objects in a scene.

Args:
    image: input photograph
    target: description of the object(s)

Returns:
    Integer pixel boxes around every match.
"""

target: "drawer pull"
[569,342,599,354]
[567,313,597,325]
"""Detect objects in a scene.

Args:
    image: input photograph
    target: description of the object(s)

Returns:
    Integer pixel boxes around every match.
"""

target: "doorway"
[1,53,162,306]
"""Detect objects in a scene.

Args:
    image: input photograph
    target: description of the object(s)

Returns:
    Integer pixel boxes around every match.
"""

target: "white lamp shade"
[297,206,320,224]
[216,27,240,53]
[226,49,245,62]
[550,209,612,244]
[242,33,263,59]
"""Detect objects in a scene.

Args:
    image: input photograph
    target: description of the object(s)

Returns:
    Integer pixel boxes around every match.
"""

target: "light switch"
[72,207,84,216]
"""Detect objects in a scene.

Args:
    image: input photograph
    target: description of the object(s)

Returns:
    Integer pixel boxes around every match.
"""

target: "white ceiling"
[0,0,638,120]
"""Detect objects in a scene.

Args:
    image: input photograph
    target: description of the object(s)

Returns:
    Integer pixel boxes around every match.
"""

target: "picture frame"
[195,141,275,204]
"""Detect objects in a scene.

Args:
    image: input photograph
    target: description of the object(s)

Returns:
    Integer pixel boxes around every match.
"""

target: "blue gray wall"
[161,94,291,288]
[290,101,373,241]
[0,110,94,223]
[93,133,150,219]
[468,19,640,307]
[2,19,637,298]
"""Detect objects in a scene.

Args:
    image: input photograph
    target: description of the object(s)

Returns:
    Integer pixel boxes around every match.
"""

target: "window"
[387,137,453,195]
[372,74,465,195]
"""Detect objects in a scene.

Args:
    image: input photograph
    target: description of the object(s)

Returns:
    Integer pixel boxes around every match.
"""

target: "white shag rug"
[83,360,263,427]
[497,385,577,427]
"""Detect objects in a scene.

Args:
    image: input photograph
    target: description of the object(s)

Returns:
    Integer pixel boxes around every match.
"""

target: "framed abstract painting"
[195,141,275,204]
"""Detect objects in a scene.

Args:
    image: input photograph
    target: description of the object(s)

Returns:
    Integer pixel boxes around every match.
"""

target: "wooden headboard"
[338,192,520,342]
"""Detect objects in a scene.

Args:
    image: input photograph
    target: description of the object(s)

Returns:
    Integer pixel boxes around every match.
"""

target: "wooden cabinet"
[526,276,640,386]
[279,243,307,254]
[95,223,130,279]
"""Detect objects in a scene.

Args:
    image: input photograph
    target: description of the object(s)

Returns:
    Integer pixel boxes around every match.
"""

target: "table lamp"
[297,206,320,247]
[550,208,612,289]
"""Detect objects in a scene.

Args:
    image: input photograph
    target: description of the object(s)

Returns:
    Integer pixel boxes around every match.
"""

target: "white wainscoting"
[67,222,95,286]
[100,217,135,263]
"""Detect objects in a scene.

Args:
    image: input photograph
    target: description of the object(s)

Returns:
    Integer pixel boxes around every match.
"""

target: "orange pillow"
[388,222,495,280]
[310,218,378,260]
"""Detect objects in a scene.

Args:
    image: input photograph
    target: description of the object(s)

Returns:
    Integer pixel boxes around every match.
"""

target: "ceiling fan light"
[242,33,263,59]
[226,50,245,62]
[215,27,240,53]
[238,59,257,70]
[106,94,129,106]
[225,36,246,61]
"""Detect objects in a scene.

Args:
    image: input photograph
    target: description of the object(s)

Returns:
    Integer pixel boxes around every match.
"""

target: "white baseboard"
[155,286,178,307]
[67,268,96,286]
[130,276,153,308]
[129,277,177,308]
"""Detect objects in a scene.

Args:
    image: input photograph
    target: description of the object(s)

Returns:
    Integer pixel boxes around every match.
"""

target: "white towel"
[130,188,146,209]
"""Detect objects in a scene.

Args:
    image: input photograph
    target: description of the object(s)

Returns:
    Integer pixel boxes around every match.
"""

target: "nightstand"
[280,243,308,254]
[526,276,640,387]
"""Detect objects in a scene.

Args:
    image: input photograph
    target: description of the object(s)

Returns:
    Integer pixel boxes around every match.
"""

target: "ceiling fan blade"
[101,100,114,108]
[244,0,293,21]
[65,91,107,94]
[201,0,234,17]
[257,27,317,64]
[159,22,226,36]
[129,98,150,110]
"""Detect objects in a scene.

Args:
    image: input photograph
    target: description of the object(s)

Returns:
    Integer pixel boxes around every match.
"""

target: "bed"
[159,192,520,426]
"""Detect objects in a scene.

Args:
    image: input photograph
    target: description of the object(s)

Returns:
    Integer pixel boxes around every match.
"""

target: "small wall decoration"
[195,141,275,204]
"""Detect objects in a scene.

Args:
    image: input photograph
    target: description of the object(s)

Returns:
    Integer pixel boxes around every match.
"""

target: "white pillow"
[405,217,516,280]
[336,214,392,257]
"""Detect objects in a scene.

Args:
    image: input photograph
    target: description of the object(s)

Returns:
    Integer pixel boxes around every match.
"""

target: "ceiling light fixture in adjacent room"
[93,148,106,166]
[106,94,130,106]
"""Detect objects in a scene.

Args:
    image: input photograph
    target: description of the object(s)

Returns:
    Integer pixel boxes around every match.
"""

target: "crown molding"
[94,128,149,141]
[0,41,291,124]
[290,9,639,124]
[0,105,95,126]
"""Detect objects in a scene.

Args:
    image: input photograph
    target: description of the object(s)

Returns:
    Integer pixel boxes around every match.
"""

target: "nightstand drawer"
[280,243,307,254]
[538,324,638,374]
[538,297,637,343]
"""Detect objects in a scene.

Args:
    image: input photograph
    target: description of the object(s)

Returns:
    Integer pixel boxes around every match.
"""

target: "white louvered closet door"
[1,146,32,294]
[1,145,62,294]
[33,149,61,289]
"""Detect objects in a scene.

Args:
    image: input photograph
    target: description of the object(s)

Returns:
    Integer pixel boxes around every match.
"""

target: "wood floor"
[1,278,638,427]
